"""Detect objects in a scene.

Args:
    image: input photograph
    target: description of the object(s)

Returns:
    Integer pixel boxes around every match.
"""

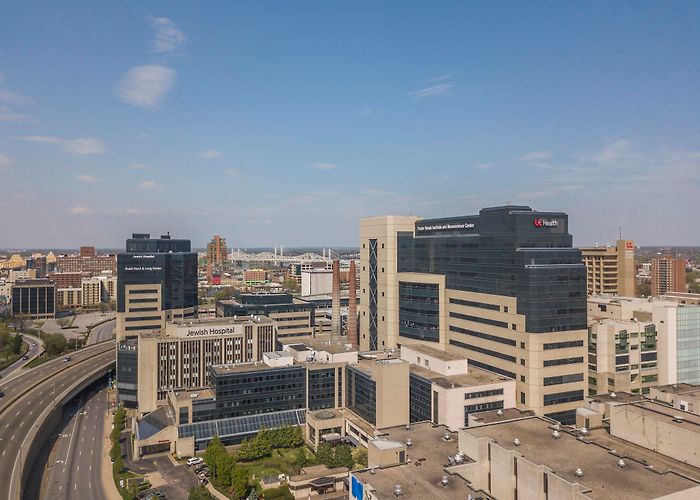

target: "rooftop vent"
[406,439,413,447]
[513,438,521,446]
[575,468,584,478]
[610,392,617,399]
[370,467,377,475]
[496,409,504,417]
[441,475,449,487]
[617,459,627,468]
[673,415,685,423]
[393,484,403,496]
[454,452,465,463]
[552,430,561,439]
[581,427,588,436]
[443,432,452,441]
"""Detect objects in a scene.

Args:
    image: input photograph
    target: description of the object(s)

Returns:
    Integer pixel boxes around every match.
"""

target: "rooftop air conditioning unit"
[393,485,403,496]
[552,430,561,439]
[441,475,449,487]
[575,468,584,478]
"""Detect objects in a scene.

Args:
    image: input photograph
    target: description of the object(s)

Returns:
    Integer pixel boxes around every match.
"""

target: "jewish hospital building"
[360,206,588,424]
[118,316,277,413]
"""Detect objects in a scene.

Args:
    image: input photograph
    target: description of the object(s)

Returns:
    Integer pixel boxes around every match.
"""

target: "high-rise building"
[56,252,116,275]
[11,279,56,319]
[207,235,228,266]
[116,233,198,340]
[580,239,635,296]
[651,256,687,296]
[359,206,588,424]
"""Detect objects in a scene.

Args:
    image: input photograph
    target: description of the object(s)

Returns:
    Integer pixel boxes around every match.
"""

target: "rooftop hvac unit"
[513,438,521,446]
[496,409,504,416]
[393,485,403,496]
[441,475,449,487]
[443,432,451,441]
[617,459,627,468]
[405,439,413,447]
[575,468,584,478]
[580,427,588,436]
[552,430,561,439]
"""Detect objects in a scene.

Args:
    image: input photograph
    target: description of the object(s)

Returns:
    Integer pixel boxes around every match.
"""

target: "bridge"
[0,340,115,500]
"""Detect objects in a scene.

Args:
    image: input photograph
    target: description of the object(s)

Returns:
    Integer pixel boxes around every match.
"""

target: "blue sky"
[1,1,700,248]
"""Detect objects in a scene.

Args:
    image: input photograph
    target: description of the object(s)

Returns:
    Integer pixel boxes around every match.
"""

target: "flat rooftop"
[468,408,535,425]
[621,400,700,429]
[465,417,700,499]
[351,358,407,376]
[354,423,487,500]
[587,391,645,404]
[410,364,510,389]
[170,316,274,326]
[279,337,357,355]
[209,360,300,376]
[402,343,463,362]
[653,383,699,395]
[174,388,214,402]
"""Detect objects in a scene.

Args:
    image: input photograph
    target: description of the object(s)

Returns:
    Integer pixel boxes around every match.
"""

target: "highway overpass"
[0,341,115,500]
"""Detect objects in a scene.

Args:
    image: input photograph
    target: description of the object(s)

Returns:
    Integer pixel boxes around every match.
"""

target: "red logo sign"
[534,218,559,228]
[626,242,634,249]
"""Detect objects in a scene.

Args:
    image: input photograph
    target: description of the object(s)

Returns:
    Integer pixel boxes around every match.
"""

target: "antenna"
[619,226,622,239]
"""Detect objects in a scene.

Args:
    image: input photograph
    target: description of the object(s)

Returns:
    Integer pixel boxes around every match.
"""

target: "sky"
[1,1,700,249]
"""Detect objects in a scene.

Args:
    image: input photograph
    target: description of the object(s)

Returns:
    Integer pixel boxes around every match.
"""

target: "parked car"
[63,356,71,362]
[186,457,203,466]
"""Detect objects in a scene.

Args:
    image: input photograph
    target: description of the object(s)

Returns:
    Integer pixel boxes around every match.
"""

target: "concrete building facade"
[580,239,635,296]
[359,206,588,424]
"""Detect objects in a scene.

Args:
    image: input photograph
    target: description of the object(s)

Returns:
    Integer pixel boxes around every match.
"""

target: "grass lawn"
[0,323,30,371]
[242,447,308,479]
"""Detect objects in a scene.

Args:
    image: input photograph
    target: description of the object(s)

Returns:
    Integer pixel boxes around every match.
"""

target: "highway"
[43,385,108,500]
[0,332,43,381]
[0,341,115,500]
[88,319,116,345]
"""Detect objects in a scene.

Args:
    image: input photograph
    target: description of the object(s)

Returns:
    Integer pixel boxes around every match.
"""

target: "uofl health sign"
[533,217,560,228]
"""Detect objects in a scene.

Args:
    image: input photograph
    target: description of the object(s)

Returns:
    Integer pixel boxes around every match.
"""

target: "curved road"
[0,332,43,382]
[87,319,115,345]
[0,341,115,500]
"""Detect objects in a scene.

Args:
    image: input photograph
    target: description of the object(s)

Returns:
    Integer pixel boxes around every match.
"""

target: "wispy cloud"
[0,104,33,123]
[360,189,394,197]
[519,150,554,161]
[116,65,175,109]
[0,88,33,105]
[149,17,186,53]
[408,83,454,99]
[587,139,635,164]
[69,206,94,215]
[423,74,452,84]
[224,168,240,177]
[200,149,222,159]
[473,162,494,170]
[76,174,98,183]
[0,153,12,169]
[349,106,374,118]
[129,162,148,169]
[310,162,337,170]
[140,180,163,190]
[17,135,106,155]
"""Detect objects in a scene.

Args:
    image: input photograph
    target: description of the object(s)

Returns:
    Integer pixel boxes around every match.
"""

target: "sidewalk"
[101,396,123,500]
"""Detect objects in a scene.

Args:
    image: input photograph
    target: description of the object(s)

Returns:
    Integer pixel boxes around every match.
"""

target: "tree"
[353,447,368,468]
[203,435,226,480]
[43,333,68,355]
[637,282,651,298]
[14,313,29,333]
[334,444,355,470]
[10,333,23,355]
[188,486,214,500]
[214,288,234,301]
[231,468,250,500]
[281,278,299,293]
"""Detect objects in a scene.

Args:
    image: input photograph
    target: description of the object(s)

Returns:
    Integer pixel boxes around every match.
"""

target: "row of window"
[543,340,583,350]
[449,325,516,347]
[448,339,516,363]
[449,311,509,329]
[449,298,501,312]
[464,388,504,399]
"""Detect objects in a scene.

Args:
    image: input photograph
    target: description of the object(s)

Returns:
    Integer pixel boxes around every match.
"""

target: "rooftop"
[467,408,535,425]
[209,360,301,376]
[279,337,357,355]
[464,417,700,499]
[410,363,510,389]
[354,423,485,500]
[171,316,274,326]
[174,389,214,402]
[587,391,645,404]
[652,383,699,395]
[402,344,463,362]
[620,400,700,429]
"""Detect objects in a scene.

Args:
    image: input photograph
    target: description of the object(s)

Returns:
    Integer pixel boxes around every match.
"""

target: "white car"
[187,457,203,466]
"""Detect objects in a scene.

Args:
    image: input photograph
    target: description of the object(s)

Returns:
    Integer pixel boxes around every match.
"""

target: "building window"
[520,392,526,404]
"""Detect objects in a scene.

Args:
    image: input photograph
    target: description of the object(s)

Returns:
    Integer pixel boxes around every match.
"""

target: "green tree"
[231,468,250,500]
[43,333,69,355]
[217,452,236,488]
[10,333,23,354]
[214,287,234,301]
[188,486,214,500]
[353,447,368,468]
[316,443,333,467]
[281,278,300,293]
[203,435,226,480]
[334,444,354,470]
[637,282,651,298]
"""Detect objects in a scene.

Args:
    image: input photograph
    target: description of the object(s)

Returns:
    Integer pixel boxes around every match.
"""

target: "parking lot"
[137,455,200,499]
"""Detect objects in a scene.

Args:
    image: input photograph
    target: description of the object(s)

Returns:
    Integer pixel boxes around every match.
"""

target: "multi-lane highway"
[0,341,115,500]
[43,385,109,500]
[0,332,43,381]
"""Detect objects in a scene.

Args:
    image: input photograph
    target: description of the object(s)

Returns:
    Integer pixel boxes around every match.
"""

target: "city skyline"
[2,1,700,248]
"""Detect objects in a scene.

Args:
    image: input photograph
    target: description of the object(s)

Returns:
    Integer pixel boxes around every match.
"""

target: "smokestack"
[348,260,358,348]
[331,259,341,342]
